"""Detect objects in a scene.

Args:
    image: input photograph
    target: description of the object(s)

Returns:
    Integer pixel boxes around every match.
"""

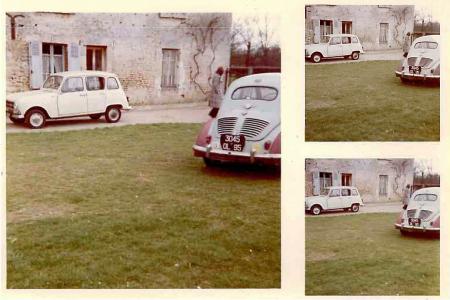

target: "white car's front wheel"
[105,106,122,123]
[351,203,360,212]
[25,109,46,129]
[311,205,322,215]
[311,53,322,63]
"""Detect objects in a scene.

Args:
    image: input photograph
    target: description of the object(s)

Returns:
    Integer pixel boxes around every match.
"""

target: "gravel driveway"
[306,201,402,218]
[6,102,210,133]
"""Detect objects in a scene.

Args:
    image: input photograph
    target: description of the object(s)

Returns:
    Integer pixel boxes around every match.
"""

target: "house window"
[379,175,388,196]
[42,43,67,81]
[320,20,333,42]
[161,49,179,88]
[341,21,352,34]
[86,46,106,71]
[379,23,389,44]
[319,172,332,194]
[341,173,352,186]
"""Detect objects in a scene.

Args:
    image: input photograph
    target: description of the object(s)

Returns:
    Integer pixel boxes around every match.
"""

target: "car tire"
[400,229,408,236]
[105,106,122,123]
[351,203,360,212]
[311,53,322,63]
[311,205,322,215]
[89,114,102,120]
[9,116,24,124]
[25,108,46,129]
[351,52,360,60]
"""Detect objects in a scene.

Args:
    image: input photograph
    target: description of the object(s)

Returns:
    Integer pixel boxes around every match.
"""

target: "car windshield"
[231,86,278,101]
[413,193,438,201]
[414,41,438,49]
[43,76,63,89]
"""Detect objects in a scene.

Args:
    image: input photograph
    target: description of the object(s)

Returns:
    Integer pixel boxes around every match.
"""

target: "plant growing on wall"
[392,7,410,46]
[181,14,229,95]
[392,160,410,198]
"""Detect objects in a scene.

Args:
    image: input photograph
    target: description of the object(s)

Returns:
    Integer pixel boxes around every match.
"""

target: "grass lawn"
[305,213,439,295]
[6,124,280,288]
[305,61,440,141]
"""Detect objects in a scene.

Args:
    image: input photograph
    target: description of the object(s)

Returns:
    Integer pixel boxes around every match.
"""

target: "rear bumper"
[395,71,440,82]
[395,223,440,233]
[193,144,280,166]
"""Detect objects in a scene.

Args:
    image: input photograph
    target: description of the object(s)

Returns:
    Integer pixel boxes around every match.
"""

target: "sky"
[415,158,440,175]
[415,3,442,23]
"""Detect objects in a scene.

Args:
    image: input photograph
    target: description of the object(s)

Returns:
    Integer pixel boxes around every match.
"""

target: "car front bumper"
[193,144,280,166]
[395,70,440,82]
[394,223,440,233]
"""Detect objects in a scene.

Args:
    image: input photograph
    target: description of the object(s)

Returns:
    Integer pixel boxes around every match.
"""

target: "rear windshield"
[414,194,438,201]
[231,86,278,101]
[414,41,438,49]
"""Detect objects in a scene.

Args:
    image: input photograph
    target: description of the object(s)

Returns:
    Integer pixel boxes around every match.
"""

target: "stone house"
[305,159,414,202]
[305,5,415,50]
[6,12,231,104]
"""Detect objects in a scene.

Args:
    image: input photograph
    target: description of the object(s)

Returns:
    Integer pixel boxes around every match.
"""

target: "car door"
[341,37,353,56]
[86,76,107,113]
[57,76,88,116]
[327,188,343,209]
[327,37,343,57]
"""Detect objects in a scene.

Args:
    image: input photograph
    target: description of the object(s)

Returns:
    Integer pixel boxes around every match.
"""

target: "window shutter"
[29,41,43,89]
[313,19,320,43]
[313,171,320,196]
[332,172,339,186]
[68,43,81,71]
[333,19,339,34]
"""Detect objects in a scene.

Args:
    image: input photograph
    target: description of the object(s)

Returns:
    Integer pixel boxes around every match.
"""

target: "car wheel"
[9,116,24,124]
[25,109,46,129]
[311,205,322,215]
[311,53,322,63]
[89,114,102,120]
[400,229,408,236]
[351,52,360,60]
[351,203,360,212]
[105,106,122,123]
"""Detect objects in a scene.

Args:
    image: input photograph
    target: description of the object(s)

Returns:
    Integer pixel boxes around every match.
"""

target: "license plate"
[409,66,422,74]
[409,218,421,226]
[220,134,245,152]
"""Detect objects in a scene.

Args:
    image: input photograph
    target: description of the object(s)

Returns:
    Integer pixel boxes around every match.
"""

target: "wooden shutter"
[29,41,43,89]
[313,171,320,196]
[313,19,320,43]
[332,172,339,186]
[68,43,81,71]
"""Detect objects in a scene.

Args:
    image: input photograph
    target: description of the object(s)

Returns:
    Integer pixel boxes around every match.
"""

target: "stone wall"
[305,159,414,202]
[5,12,231,104]
[6,39,29,94]
[305,5,415,50]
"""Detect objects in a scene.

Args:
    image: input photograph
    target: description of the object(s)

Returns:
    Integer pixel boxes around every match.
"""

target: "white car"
[193,73,280,166]
[395,187,440,236]
[305,34,364,63]
[395,35,440,83]
[305,186,364,215]
[6,71,131,129]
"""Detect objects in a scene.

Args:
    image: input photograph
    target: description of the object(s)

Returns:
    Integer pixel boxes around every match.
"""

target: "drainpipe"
[6,13,25,40]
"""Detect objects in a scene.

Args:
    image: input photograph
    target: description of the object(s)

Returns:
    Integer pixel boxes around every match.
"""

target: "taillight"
[205,135,211,144]
[264,140,272,150]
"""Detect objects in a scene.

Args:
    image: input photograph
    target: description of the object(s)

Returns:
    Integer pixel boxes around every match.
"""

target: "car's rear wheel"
[351,51,360,60]
[89,114,102,120]
[105,106,122,123]
[311,53,322,63]
[25,109,46,129]
[351,203,360,212]
[311,205,322,215]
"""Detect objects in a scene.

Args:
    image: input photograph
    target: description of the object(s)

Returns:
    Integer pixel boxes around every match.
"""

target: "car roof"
[325,34,358,38]
[51,70,119,77]
[413,35,440,44]
[412,187,440,195]
[229,72,280,88]
[326,186,358,189]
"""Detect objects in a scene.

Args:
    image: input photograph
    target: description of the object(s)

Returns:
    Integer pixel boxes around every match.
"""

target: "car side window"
[341,189,351,196]
[351,189,359,196]
[342,37,351,44]
[86,76,105,91]
[107,77,119,90]
[351,37,359,43]
[61,77,84,93]
[330,37,341,45]
[329,189,340,197]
